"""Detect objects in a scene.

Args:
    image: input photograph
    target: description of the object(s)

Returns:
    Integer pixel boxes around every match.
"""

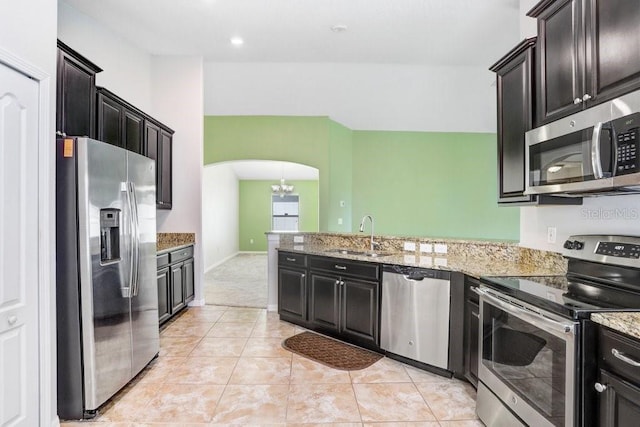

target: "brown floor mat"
[282,331,383,371]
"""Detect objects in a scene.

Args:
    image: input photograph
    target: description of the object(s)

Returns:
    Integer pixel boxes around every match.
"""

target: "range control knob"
[564,240,584,250]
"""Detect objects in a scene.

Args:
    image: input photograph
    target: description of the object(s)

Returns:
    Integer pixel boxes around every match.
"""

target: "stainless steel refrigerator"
[56,137,159,419]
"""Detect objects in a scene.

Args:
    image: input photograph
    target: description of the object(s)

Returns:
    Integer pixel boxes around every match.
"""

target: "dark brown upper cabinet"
[144,120,173,210]
[490,38,581,206]
[56,40,102,138]
[491,38,537,204]
[529,0,640,125]
[96,87,144,154]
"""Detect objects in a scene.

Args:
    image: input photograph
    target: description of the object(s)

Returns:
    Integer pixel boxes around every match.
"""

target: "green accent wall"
[239,180,319,251]
[352,131,519,240]
[204,115,520,241]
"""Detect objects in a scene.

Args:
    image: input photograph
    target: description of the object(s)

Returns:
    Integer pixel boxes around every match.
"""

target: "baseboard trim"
[267,304,278,312]
[204,252,239,274]
[239,251,269,254]
[188,298,206,307]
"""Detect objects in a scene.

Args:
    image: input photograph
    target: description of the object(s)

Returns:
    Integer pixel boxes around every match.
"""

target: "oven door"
[476,288,578,427]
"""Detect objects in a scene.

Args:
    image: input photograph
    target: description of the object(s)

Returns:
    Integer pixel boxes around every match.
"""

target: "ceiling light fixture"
[271,178,294,197]
[330,24,348,33]
[230,37,244,46]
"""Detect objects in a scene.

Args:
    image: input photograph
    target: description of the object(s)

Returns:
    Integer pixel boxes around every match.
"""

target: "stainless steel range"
[477,235,640,427]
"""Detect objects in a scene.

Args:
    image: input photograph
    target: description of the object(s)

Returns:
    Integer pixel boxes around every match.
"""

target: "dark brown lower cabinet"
[463,276,480,387]
[278,251,381,350]
[157,266,171,324]
[596,326,640,426]
[157,245,195,325]
[278,267,307,324]
[308,271,379,349]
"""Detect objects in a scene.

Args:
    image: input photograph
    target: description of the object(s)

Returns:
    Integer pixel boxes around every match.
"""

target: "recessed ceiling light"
[330,24,348,33]
[230,37,244,46]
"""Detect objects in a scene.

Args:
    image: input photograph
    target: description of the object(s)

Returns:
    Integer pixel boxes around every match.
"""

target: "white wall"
[520,196,640,251]
[204,62,497,133]
[152,56,205,303]
[519,0,538,38]
[202,164,240,271]
[1,1,57,425]
[58,2,152,112]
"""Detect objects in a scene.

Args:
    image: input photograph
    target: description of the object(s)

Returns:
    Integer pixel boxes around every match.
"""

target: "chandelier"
[271,178,294,197]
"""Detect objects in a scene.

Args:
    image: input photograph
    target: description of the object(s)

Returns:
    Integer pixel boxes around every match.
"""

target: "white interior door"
[0,62,40,426]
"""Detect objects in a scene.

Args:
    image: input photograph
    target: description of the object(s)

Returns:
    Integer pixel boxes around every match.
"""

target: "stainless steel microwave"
[525,90,640,197]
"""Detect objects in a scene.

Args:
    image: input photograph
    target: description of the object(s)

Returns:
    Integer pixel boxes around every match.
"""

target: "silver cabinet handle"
[594,382,607,393]
[7,316,17,326]
[340,280,345,286]
[335,279,341,285]
[583,93,592,102]
[612,348,640,367]
[301,274,305,279]
[286,257,296,262]
[334,265,347,270]
[574,97,583,105]
[471,311,480,319]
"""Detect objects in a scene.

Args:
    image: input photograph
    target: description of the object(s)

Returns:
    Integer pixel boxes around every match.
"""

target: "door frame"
[0,47,55,425]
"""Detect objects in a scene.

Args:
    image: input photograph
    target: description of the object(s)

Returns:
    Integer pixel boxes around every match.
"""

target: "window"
[272,194,299,231]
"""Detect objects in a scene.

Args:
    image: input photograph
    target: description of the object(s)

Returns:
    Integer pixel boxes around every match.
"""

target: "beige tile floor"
[61,305,483,426]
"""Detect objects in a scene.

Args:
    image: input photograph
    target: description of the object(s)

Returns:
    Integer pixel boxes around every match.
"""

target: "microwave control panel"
[613,113,640,175]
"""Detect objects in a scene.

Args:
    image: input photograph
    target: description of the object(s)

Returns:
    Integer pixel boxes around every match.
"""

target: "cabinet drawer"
[157,253,169,269]
[600,327,640,384]
[309,256,379,280]
[169,245,193,263]
[278,252,307,268]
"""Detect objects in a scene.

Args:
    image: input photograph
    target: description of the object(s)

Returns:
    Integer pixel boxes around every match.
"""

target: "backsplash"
[157,232,196,251]
[275,232,567,273]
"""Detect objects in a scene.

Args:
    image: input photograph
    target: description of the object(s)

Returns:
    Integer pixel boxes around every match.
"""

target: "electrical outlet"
[403,241,416,251]
[250,238,254,244]
[293,235,304,243]
[420,243,432,253]
[339,200,345,207]
[434,243,447,254]
[547,227,557,244]
[338,218,343,225]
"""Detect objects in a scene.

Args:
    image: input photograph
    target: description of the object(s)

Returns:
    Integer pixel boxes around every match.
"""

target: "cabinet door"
[96,92,123,147]
[158,129,172,209]
[157,266,171,324]
[170,263,185,313]
[183,258,194,303]
[278,267,307,324]
[56,45,100,138]
[144,121,161,203]
[493,40,535,203]
[464,298,479,387]
[598,370,640,427]
[309,273,340,333]
[124,109,144,154]
[535,0,584,124]
[585,0,640,104]
[341,278,379,347]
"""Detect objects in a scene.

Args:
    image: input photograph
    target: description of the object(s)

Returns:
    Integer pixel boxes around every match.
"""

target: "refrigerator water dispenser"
[100,208,121,263]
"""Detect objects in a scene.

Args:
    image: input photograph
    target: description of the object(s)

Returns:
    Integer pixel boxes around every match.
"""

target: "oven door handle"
[476,288,576,335]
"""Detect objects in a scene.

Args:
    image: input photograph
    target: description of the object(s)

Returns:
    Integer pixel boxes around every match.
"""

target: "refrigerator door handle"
[123,181,135,298]
[129,181,141,297]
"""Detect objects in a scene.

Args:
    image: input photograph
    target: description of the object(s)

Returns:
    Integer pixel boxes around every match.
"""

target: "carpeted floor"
[203,253,268,308]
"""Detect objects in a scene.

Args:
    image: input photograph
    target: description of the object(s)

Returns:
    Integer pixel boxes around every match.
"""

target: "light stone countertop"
[591,312,640,340]
[277,244,565,278]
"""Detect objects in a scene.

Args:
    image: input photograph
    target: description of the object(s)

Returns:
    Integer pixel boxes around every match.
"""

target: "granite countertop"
[591,312,640,340]
[277,244,565,278]
[157,232,196,252]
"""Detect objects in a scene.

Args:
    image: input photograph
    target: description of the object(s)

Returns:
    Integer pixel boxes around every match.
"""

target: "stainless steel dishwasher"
[380,265,451,370]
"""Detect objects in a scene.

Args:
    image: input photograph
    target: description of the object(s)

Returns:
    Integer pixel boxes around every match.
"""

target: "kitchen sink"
[324,248,392,258]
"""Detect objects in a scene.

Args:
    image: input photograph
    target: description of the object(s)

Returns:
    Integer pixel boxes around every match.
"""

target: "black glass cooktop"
[480,275,640,319]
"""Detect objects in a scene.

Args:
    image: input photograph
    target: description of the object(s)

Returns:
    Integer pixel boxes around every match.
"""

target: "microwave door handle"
[591,122,604,179]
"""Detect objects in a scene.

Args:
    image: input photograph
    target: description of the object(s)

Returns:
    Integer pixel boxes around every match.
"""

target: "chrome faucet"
[359,215,379,252]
